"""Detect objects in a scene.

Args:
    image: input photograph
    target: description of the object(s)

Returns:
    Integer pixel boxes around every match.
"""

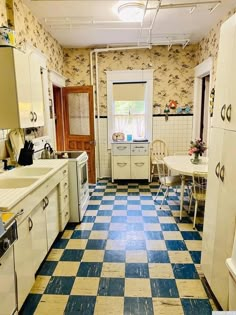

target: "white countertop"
[0,160,68,211]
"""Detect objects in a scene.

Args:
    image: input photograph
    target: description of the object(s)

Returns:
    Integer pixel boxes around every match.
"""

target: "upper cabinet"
[212,14,236,131]
[0,47,45,129]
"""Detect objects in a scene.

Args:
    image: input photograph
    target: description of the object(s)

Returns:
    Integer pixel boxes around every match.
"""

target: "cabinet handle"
[16,209,24,217]
[219,165,225,182]
[215,162,220,178]
[135,162,145,167]
[33,112,37,122]
[117,162,127,167]
[220,104,226,121]
[42,198,46,210]
[134,146,145,149]
[28,217,33,231]
[226,104,232,122]
[45,196,49,207]
[117,146,127,150]
[30,111,34,122]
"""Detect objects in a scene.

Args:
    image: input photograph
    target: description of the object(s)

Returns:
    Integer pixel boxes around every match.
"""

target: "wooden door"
[62,86,96,183]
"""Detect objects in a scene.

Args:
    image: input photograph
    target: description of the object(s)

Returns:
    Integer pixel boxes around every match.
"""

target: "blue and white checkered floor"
[20,180,218,315]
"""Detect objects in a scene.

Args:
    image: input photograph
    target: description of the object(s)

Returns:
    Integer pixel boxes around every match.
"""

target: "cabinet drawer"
[59,188,69,210]
[59,204,70,231]
[113,156,130,179]
[58,176,69,195]
[112,144,130,155]
[131,144,149,155]
[131,156,149,179]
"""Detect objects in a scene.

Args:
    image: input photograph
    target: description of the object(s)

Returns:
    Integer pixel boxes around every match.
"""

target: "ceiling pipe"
[160,1,221,10]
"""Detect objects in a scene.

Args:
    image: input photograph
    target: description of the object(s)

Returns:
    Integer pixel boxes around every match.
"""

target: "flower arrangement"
[188,139,207,156]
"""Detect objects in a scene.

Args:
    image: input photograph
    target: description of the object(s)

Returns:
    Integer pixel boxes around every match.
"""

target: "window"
[113,82,145,139]
[107,70,153,147]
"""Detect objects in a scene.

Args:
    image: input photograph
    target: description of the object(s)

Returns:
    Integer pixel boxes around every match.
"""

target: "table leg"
[180,175,185,220]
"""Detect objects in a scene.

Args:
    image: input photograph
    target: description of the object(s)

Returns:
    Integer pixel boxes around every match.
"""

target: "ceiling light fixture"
[117,2,145,22]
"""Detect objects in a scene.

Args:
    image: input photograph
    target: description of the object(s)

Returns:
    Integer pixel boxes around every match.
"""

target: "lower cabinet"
[112,142,150,181]
[15,187,60,309]
[45,187,59,249]
[14,218,35,310]
[31,203,48,272]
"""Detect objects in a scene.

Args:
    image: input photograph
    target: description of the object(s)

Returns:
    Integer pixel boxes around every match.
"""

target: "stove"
[55,151,86,160]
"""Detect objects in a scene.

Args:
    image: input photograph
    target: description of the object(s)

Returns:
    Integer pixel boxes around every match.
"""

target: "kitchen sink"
[0,178,38,189]
[8,167,53,177]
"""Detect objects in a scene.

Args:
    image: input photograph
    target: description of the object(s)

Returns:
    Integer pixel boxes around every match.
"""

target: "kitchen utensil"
[41,143,51,159]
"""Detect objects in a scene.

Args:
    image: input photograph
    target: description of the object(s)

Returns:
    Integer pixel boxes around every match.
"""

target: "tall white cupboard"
[201,13,236,310]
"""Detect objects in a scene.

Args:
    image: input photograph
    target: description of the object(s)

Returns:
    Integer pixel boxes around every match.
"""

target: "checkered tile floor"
[19,180,217,315]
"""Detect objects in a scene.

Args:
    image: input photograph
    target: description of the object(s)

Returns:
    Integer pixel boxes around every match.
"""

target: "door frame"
[192,57,213,151]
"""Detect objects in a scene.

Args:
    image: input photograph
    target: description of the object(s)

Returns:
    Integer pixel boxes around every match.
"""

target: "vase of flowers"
[188,139,207,164]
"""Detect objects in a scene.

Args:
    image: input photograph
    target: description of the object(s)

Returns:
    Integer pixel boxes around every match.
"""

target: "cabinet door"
[14,49,32,128]
[14,218,35,310]
[29,52,44,127]
[113,156,130,179]
[0,248,17,315]
[210,130,236,310]
[201,128,224,285]
[212,15,236,130]
[31,202,48,271]
[131,156,149,179]
[45,187,59,249]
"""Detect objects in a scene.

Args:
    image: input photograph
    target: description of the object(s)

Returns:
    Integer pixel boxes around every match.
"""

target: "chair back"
[156,160,169,183]
[151,139,168,162]
[192,172,207,201]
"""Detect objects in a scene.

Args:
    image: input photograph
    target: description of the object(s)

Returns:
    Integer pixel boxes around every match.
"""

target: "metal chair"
[189,172,207,229]
[154,160,182,208]
[150,139,168,181]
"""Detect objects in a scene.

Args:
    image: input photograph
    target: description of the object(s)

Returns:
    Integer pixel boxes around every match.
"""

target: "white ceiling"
[23,0,236,48]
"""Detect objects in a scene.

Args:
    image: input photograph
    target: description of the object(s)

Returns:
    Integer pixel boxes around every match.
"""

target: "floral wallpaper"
[63,45,198,116]
[198,8,236,85]
[0,0,8,26]
[13,0,64,73]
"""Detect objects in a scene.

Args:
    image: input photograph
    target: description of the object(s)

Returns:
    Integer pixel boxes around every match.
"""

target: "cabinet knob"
[30,111,34,122]
[215,162,220,178]
[220,104,226,121]
[226,104,232,122]
[33,112,37,122]
[219,165,225,182]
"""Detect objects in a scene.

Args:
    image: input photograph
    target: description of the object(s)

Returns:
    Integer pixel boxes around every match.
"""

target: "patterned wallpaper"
[0,0,8,26]
[64,45,198,116]
[198,8,236,85]
[13,0,64,73]
[0,0,63,73]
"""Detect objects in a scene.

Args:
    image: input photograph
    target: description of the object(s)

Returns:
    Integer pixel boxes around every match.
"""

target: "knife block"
[18,148,34,166]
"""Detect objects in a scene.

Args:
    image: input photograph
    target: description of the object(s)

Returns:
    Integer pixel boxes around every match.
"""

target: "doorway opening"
[200,75,210,144]
[192,58,212,150]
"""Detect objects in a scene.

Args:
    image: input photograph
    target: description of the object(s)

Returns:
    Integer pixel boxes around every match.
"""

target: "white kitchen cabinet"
[58,172,70,231]
[45,186,59,249]
[29,52,45,127]
[212,15,236,131]
[31,202,48,271]
[0,248,17,315]
[201,13,236,310]
[112,142,150,181]
[14,217,35,310]
[0,47,45,128]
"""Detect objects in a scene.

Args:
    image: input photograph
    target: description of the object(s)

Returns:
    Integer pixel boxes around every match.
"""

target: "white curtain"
[114,115,145,138]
